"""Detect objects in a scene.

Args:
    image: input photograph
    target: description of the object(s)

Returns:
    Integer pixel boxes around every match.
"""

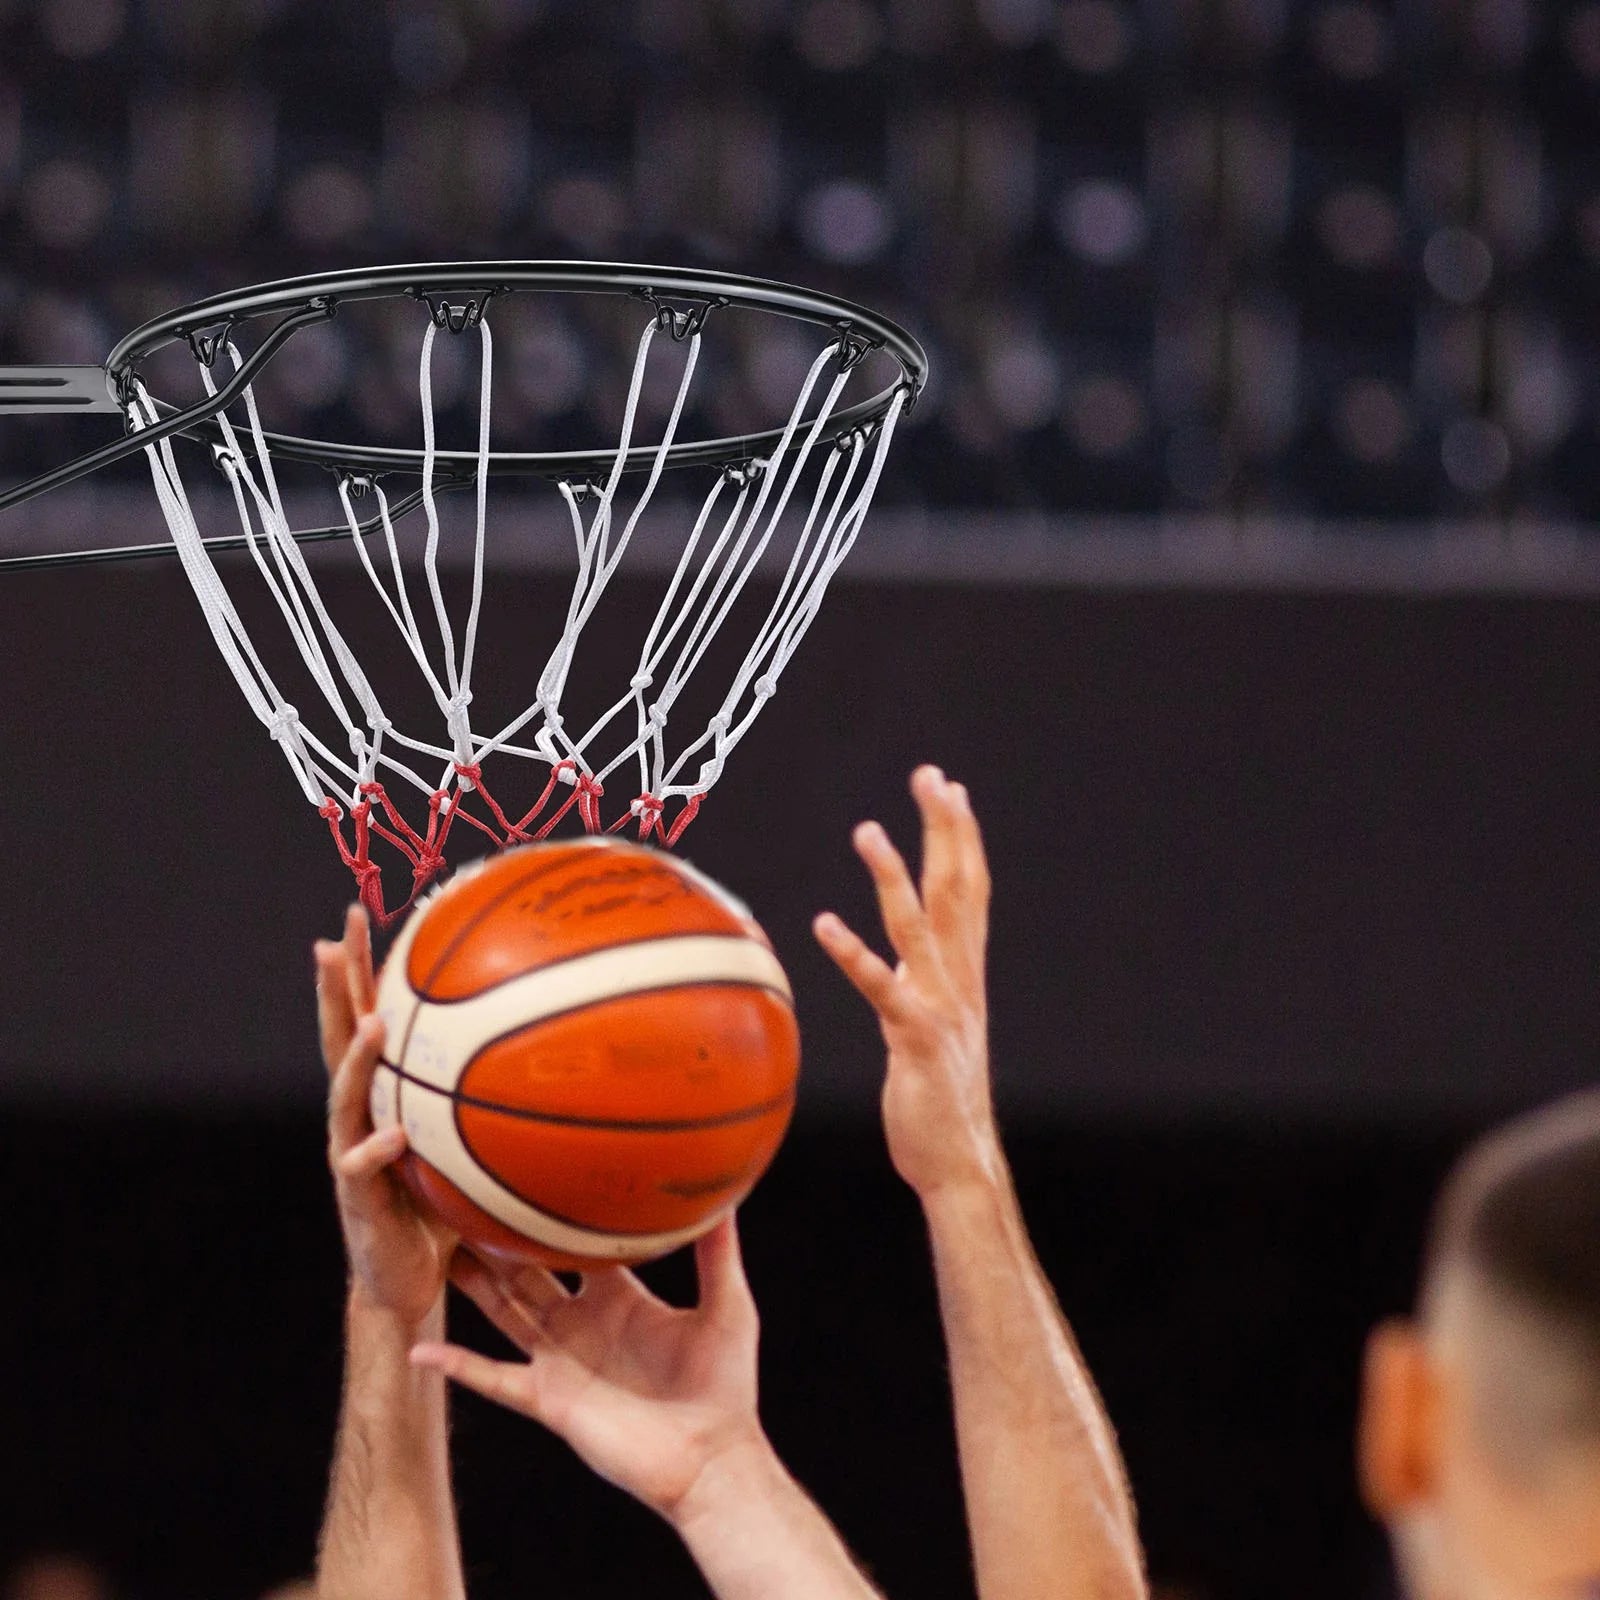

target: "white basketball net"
[127,301,907,925]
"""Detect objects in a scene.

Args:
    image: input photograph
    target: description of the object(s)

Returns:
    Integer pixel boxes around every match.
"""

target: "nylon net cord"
[133,304,904,925]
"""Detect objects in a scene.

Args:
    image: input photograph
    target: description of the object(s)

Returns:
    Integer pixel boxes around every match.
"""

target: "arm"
[319,1290,456,1600]
[411,1220,883,1600]
[814,766,1147,1600]
[313,909,465,1600]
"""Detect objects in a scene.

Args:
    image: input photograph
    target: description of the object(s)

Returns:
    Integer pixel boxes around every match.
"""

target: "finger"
[911,765,968,922]
[449,1253,552,1356]
[343,903,377,1016]
[945,781,992,909]
[458,1248,573,1317]
[853,821,943,979]
[813,912,912,1021]
[574,1263,653,1314]
[409,1342,538,1418]
[695,1213,755,1326]
[315,941,356,1077]
[914,772,988,983]
[337,1124,407,1181]
[328,1013,386,1156]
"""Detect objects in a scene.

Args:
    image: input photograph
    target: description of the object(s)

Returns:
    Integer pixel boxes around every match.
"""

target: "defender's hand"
[410,1216,765,1524]
[813,764,1000,1199]
[318,905,456,1327]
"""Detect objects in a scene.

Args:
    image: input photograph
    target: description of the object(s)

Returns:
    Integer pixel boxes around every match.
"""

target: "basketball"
[368,837,799,1270]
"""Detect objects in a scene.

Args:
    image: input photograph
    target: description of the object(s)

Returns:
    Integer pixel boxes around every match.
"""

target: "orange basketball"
[368,837,799,1270]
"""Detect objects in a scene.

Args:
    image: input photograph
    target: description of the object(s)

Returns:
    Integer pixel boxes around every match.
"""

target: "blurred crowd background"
[4,0,1600,526]
[1,3,1597,1599]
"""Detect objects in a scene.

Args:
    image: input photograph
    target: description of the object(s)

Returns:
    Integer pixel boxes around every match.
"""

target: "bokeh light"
[797,180,893,263]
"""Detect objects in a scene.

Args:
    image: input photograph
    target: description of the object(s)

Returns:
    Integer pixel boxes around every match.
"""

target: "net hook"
[832,321,884,373]
[563,475,608,504]
[409,287,499,334]
[185,321,237,369]
[831,420,878,455]
[635,288,729,341]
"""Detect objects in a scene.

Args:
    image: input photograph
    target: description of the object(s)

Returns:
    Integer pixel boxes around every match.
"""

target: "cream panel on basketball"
[369,1062,734,1260]
[372,893,429,1058]
[397,935,793,1092]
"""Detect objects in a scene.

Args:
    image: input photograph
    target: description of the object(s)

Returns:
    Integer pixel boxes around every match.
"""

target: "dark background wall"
[1,564,1594,1116]
[2,1110,1460,1600]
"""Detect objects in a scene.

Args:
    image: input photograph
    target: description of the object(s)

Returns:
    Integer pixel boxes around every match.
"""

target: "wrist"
[666,1425,787,1538]
[348,1280,448,1369]
[348,1279,445,1344]
[908,1134,1011,1209]
[916,1153,1030,1258]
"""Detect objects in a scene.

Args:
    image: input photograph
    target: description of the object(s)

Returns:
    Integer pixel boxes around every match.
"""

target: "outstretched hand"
[812,764,1000,1199]
[317,905,457,1326]
[410,1217,765,1523]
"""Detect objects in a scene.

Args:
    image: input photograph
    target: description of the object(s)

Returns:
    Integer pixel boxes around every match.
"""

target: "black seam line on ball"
[432,980,797,1069]
[416,849,623,994]
[392,1068,796,1132]
[415,844,734,998]
[450,1091,748,1242]
[419,930,772,1005]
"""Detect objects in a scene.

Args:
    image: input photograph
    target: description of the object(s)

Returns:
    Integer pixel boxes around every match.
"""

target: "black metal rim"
[108,260,928,480]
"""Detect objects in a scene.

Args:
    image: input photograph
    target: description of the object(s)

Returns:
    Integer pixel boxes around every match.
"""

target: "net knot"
[709,712,732,735]
[367,712,393,736]
[630,672,653,691]
[268,704,300,742]
[646,702,669,731]
[318,797,344,823]
[574,768,606,834]
[754,674,777,701]
[446,689,473,716]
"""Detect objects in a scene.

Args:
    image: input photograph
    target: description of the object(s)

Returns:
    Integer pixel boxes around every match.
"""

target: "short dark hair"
[1426,1091,1600,1408]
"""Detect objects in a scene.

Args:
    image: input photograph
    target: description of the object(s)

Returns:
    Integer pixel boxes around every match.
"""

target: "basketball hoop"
[0,263,927,924]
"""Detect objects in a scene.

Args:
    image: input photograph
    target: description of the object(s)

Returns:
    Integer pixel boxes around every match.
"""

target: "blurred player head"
[2,1554,110,1600]
[1359,1090,1600,1600]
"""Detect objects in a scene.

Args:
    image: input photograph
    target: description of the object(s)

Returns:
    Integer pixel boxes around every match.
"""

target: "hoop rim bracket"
[0,365,122,414]
[0,300,335,518]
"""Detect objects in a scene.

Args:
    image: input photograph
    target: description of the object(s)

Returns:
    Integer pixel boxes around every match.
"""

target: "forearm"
[672,1434,885,1600]
[923,1164,1146,1600]
[316,1287,465,1600]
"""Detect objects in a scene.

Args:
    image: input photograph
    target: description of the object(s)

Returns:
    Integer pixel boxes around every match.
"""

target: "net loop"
[605,790,703,847]
[321,797,390,927]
